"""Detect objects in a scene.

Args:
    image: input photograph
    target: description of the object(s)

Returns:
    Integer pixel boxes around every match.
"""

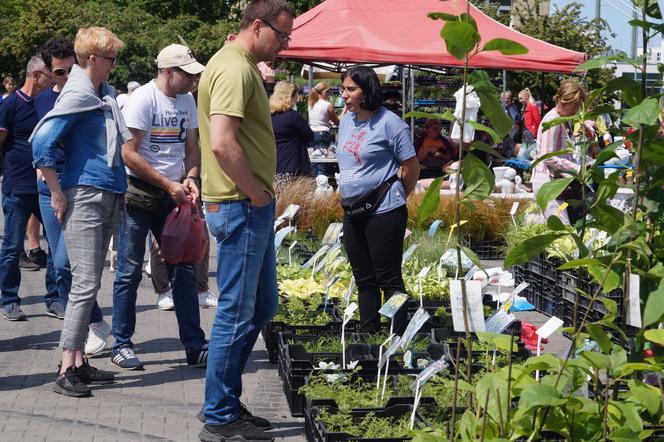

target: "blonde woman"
[271,81,313,177]
[308,82,340,175]
[32,26,129,397]
[532,80,587,225]
[519,88,542,138]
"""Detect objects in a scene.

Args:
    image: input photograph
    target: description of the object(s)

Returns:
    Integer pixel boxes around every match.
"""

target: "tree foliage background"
[1,0,611,99]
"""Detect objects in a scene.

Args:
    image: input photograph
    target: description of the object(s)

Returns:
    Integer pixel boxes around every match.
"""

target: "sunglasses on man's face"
[52,66,73,77]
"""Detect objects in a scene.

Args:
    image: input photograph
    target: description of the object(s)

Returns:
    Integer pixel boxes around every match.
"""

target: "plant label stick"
[378,293,408,337]
[288,240,298,266]
[510,201,519,226]
[380,337,402,400]
[343,277,356,306]
[409,357,448,428]
[626,274,642,328]
[323,274,340,311]
[341,302,358,369]
[302,244,329,269]
[402,244,418,265]
[447,219,467,243]
[274,226,295,251]
[428,220,442,237]
[535,316,563,380]
[450,280,485,332]
[399,307,430,351]
[321,222,343,245]
[376,333,396,391]
[417,266,431,307]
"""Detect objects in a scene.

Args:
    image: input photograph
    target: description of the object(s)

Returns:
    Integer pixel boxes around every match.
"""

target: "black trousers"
[342,205,408,333]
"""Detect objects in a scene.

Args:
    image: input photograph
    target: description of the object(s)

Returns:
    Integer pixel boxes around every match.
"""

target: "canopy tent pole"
[308,65,314,92]
[539,72,545,117]
[503,70,507,92]
[401,66,406,118]
[409,66,415,142]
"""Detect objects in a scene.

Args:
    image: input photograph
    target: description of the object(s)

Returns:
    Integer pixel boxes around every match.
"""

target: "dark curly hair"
[39,37,75,70]
[341,66,383,112]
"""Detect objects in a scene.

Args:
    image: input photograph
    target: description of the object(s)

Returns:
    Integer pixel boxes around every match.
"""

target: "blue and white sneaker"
[186,343,208,367]
[111,347,144,370]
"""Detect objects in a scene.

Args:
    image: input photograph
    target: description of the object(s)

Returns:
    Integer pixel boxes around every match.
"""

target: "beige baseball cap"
[156,44,205,74]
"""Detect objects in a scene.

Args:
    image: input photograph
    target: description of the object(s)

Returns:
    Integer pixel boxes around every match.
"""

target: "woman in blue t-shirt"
[337,66,420,333]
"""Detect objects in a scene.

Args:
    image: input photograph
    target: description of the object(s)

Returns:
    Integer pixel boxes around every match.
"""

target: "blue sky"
[551,0,662,54]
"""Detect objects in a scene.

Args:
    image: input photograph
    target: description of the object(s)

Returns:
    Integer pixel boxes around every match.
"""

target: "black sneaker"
[45,301,65,319]
[18,251,39,271]
[53,366,92,397]
[28,247,48,268]
[2,303,27,321]
[186,343,208,367]
[76,358,115,385]
[239,403,271,430]
[199,419,274,442]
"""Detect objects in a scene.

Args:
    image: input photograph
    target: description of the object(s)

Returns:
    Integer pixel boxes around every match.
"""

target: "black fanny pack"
[125,175,166,211]
[341,174,399,218]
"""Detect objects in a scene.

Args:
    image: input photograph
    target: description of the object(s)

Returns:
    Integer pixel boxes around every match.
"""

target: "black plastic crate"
[262,303,346,363]
[308,404,426,442]
[278,333,427,417]
[469,239,505,261]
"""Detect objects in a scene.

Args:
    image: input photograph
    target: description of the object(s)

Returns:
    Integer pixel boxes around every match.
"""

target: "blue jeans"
[38,180,103,323]
[111,195,206,352]
[311,131,331,177]
[203,199,278,425]
[0,191,59,307]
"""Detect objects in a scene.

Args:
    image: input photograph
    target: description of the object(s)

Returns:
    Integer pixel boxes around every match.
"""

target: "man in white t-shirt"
[110,44,208,371]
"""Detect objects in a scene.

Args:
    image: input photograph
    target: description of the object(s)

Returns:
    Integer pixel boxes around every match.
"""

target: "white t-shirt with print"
[122,80,197,181]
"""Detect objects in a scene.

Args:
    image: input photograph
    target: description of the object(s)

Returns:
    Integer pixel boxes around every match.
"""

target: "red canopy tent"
[279,0,586,73]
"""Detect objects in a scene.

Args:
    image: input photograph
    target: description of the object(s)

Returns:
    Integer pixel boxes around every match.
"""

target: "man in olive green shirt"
[197,1,294,441]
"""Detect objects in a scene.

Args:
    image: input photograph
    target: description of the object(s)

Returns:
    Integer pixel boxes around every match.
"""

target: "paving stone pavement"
[0,233,305,441]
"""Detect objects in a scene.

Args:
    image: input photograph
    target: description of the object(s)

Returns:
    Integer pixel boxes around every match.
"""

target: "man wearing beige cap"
[110,43,208,371]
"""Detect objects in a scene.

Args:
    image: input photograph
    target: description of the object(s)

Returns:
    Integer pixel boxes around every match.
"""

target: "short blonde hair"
[555,80,586,107]
[270,80,298,113]
[75,27,124,67]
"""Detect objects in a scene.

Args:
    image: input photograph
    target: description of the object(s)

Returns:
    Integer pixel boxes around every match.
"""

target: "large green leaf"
[585,323,612,353]
[465,120,502,144]
[475,89,513,139]
[581,351,610,370]
[612,400,643,433]
[575,53,630,71]
[482,38,528,55]
[440,20,479,60]
[623,98,660,128]
[587,264,621,294]
[427,12,457,22]
[546,214,569,231]
[416,176,443,228]
[647,1,663,19]
[558,257,602,270]
[468,70,497,92]
[590,180,619,210]
[644,329,664,346]
[461,153,493,201]
[504,233,566,268]
[643,277,664,326]
[518,383,564,410]
[590,204,625,234]
[536,178,574,213]
[626,380,661,415]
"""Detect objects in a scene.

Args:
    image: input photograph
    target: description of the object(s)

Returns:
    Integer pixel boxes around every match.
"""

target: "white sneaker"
[156,290,174,311]
[144,261,151,277]
[198,291,218,309]
[85,320,111,356]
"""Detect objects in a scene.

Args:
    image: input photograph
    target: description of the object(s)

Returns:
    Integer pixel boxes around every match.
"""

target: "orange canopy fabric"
[279,0,586,73]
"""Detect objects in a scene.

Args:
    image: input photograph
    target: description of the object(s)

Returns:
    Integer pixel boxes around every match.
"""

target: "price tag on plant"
[626,273,642,328]
[510,201,519,216]
[314,243,342,273]
[378,293,408,319]
[274,225,295,250]
[343,302,358,325]
[399,307,430,351]
[485,308,516,334]
[279,204,300,223]
[343,277,356,306]
[288,240,298,266]
[322,274,340,310]
[418,266,431,306]
[322,222,343,245]
[402,244,418,264]
[535,316,563,339]
[427,220,442,237]
[412,357,448,391]
[302,244,329,269]
[449,279,485,332]
[378,336,401,370]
